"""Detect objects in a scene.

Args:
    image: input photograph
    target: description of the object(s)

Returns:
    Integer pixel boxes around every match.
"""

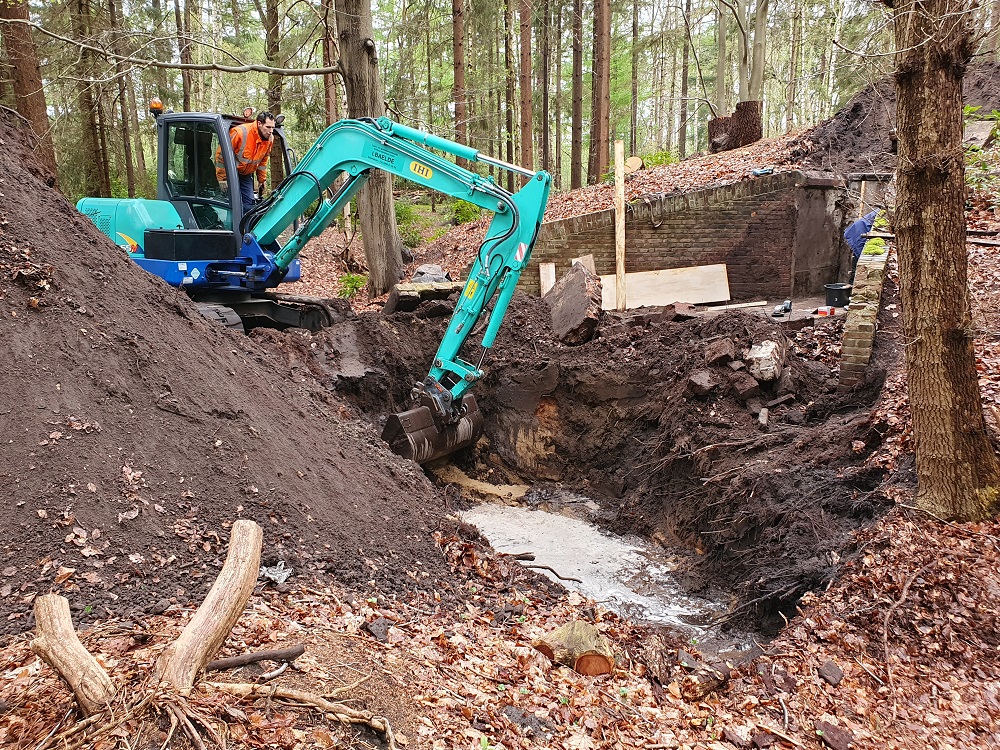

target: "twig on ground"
[882,561,933,721]
[258,662,289,681]
[523,564,583,582]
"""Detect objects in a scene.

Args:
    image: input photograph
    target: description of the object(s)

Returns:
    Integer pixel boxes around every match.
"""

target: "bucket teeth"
[382,395,483,463]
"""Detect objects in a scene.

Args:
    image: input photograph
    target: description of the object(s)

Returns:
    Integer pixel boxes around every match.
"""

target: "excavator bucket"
[382,395,484,463]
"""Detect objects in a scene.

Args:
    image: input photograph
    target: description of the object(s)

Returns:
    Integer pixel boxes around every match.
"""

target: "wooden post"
[539,262,557,295]
[31,594,116,715]
[154,519,263,694]
[858,180,867,219]
[614,140,626,311]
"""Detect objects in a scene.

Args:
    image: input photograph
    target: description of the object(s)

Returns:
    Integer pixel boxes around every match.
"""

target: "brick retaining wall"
[838,253,888,390]
[519,170,847,301]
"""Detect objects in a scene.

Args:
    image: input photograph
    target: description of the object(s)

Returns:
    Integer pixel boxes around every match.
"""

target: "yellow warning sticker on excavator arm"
[410,162,433,180]
[464,279,478,299]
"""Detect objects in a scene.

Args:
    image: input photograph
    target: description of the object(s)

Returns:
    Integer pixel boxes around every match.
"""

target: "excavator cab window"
[164,122,232,231]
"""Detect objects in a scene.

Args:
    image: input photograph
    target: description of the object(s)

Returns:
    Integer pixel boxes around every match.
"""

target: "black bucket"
[825,282,853,307]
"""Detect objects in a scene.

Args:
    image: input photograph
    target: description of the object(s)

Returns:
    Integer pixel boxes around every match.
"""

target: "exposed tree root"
[204,682,398,749]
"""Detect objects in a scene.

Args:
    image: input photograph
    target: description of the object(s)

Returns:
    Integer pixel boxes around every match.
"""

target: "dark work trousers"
[237,173,256,214]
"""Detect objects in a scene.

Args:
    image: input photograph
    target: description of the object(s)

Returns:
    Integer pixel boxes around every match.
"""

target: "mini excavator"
[77,106,551,463]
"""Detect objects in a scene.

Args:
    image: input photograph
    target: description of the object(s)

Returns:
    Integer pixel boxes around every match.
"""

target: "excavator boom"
[240,117,551,462]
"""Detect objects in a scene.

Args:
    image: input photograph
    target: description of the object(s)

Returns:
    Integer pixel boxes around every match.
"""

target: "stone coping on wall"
[838,252,889,391]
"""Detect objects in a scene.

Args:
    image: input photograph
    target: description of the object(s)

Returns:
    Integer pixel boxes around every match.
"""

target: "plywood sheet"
[539,262,557,295]
[599,264,730,309]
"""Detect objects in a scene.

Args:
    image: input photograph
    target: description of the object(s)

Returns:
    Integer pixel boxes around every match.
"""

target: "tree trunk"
[31,595,116,714]
[322,0,341,125]
[893,0,1000,520]
[540,0,550,172]
[715,2,726,116]
[533,620,615,676]
[263,0,285,187]
[748,0,769,101]
[518,0,533,174]
[0,0,57,181]
[504,0,516,191]
[426,3,436,209]
[587,0,610,183]
[785,1,799,132]
[554,1,563,189]
[630,0,638,154]
[74,0,108,196]
[231,0,242,40]
[335,0,404,295]
[570,0,583,189]
[679,0,691,157]
[174,0,192,110]
[125,73,148,191]
[155,520,263,692]
[108,0,136,197]
[453,0,468,165]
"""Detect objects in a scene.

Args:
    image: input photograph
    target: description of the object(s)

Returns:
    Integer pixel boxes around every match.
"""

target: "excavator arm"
[242,117,551,462]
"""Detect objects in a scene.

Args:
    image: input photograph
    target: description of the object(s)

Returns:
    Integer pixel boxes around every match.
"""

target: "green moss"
[863,237,888,255]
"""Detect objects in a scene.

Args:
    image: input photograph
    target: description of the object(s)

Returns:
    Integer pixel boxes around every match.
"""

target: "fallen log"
[30,594,116,715]
[206,644,305,673]
[532,620,616,676]
[677,649,729,700]
[155,519,263,693]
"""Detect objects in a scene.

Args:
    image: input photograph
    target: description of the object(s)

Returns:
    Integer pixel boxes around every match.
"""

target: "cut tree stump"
[708,100,763,153]
[532,620,615,675]
[155,519,263,694]
[31,594,116,715]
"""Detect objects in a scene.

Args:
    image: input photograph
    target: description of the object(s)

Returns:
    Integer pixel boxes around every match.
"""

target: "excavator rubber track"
[381,395,483,464]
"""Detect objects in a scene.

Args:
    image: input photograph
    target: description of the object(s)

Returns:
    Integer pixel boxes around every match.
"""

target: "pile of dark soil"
[0,114,465,636]
[794,60,1000,174]
[323,292,900,631]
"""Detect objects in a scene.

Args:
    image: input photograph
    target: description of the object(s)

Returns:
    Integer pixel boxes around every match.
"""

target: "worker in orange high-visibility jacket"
[216,111,276,214]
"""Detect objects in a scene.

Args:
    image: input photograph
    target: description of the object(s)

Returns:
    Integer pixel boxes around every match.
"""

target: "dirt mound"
[0,114,463,636]
[795,60,1000,174]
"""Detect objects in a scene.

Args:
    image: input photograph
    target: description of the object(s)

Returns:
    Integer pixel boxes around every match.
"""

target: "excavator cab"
[156,113,294,239]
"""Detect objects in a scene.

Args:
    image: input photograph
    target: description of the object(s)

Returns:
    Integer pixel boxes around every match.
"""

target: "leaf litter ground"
[5,65,1000,748]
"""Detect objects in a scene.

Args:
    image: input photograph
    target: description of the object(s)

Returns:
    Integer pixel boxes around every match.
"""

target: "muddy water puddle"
[438,467,755,655]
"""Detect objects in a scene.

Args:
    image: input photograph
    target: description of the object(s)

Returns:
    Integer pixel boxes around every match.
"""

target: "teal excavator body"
[78,114,551,463]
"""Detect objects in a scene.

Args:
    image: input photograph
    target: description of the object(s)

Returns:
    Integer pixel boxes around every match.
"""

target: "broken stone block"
[411,263,453,283]
[687,369,720,397]
[704,337,736,365]
[747,340,785,381]
[818,659,844,687]
[728,359,746,371]
[545,263,603,346]
[730,371,761,402]
[746,398,764,416]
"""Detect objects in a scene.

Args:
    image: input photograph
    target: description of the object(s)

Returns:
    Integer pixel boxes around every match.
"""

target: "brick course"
[518,170,847,301]
[838,256,888,390]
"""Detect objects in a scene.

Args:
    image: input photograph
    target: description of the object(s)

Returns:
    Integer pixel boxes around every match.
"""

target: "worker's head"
[256,111,276,140]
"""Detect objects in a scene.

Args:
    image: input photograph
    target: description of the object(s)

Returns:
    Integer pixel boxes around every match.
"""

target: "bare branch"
[0,17,340,76]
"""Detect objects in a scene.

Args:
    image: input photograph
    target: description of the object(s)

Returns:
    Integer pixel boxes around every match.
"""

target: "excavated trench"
[296,289,897,639]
